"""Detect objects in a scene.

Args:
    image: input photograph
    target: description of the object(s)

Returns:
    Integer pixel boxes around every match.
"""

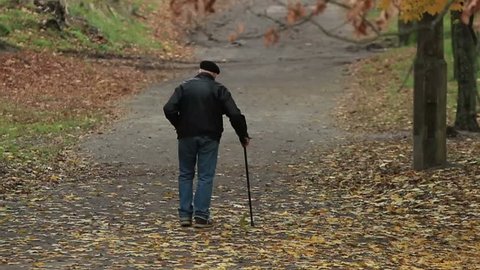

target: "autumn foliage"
[351,0,480,31]
[287,1,307,24]
[462,0,480,21]
[169,0,480,43]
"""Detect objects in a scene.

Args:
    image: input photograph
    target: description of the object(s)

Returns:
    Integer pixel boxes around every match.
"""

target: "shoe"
[194,217,213,228]
[180,218,192,227]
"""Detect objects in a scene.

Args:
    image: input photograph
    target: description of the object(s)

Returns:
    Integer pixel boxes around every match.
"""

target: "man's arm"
[163,86,182,128]
[218,86,250,145]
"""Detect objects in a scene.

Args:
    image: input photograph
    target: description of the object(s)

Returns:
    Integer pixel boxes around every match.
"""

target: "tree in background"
[451,11,480,131]
[397,19,414,46]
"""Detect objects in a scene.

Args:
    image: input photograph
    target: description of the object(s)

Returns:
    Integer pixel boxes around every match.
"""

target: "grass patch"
[0,7,64,49]
[0,0,163,53]
[31,37,54,48]
[0,8,41,33]
[0,101,100,163]
[68,1,162,52]
[0,23,9,36]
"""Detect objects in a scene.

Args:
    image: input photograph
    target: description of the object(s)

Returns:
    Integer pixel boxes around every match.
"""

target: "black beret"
[200,60,220,74]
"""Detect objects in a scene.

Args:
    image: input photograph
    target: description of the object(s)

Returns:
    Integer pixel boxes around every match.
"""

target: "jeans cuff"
[178,211,192,220]
[193,215,209,221]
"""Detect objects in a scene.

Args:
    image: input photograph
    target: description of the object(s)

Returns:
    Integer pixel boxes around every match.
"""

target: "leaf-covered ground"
[0,52,169,113]
[0,51,177,194]
[1,136,478,269]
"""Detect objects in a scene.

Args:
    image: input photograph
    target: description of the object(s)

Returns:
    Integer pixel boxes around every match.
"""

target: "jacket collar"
[195,72,215,81]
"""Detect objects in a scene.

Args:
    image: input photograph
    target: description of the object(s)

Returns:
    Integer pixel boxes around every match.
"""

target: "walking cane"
[243,146,254,226]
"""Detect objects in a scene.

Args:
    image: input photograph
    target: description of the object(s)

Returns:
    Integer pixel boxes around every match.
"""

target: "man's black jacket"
[163,72,249,142]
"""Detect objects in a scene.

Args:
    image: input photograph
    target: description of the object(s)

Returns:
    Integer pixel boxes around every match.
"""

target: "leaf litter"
[0,133,478,268]
[0,51,178,194]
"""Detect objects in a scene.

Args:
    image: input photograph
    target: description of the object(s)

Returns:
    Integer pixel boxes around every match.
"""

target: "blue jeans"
[178,136,219,220]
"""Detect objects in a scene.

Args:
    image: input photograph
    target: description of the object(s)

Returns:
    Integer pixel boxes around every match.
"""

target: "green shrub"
[32,38,53,48]
[0,23,10,36]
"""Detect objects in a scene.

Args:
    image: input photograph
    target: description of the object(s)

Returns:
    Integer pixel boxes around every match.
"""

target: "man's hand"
[241,137,250,147]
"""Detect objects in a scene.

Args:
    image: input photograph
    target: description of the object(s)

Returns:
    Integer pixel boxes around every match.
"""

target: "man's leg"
[193,136,219,221]
[178,137,198,223]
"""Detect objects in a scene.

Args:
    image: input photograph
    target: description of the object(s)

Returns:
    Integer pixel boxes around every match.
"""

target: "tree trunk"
[452,14,480,131]
[413,14,447,170]
[451,11,459,80]
[398,19,414,46]
[34,0,68,30]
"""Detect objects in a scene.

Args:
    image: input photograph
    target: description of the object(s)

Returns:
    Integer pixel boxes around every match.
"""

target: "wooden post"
[413,14,447,170]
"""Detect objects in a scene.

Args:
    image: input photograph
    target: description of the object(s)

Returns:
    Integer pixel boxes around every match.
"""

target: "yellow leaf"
[425,0,447,15]
[450,2,463,11]
[326,217,338,224]
[64,193,79,201]
[391,194,403,205]
[378,0,391,10]
[310,235,326,244]
[369,244,382,253]
[363,259,378,267]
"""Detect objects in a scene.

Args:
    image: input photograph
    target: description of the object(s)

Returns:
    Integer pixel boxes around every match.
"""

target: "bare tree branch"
[244,1,384,45]
[236,6,317,40]
[430,0,457,29]
[188,16,223,42]
[194,24,222,42]
[397,60,414,92]
[308,19,379,44]
[191,0,456,46]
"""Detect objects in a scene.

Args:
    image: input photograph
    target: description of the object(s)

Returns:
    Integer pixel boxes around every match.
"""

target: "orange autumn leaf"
[237,22,245,34]
[313,0,327,15]
[287,1,306,24]
[228,33,238,43]
[462,0,480,23]
[264,27,280,47]
[347,0,375,35]
[375,10,390,30]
